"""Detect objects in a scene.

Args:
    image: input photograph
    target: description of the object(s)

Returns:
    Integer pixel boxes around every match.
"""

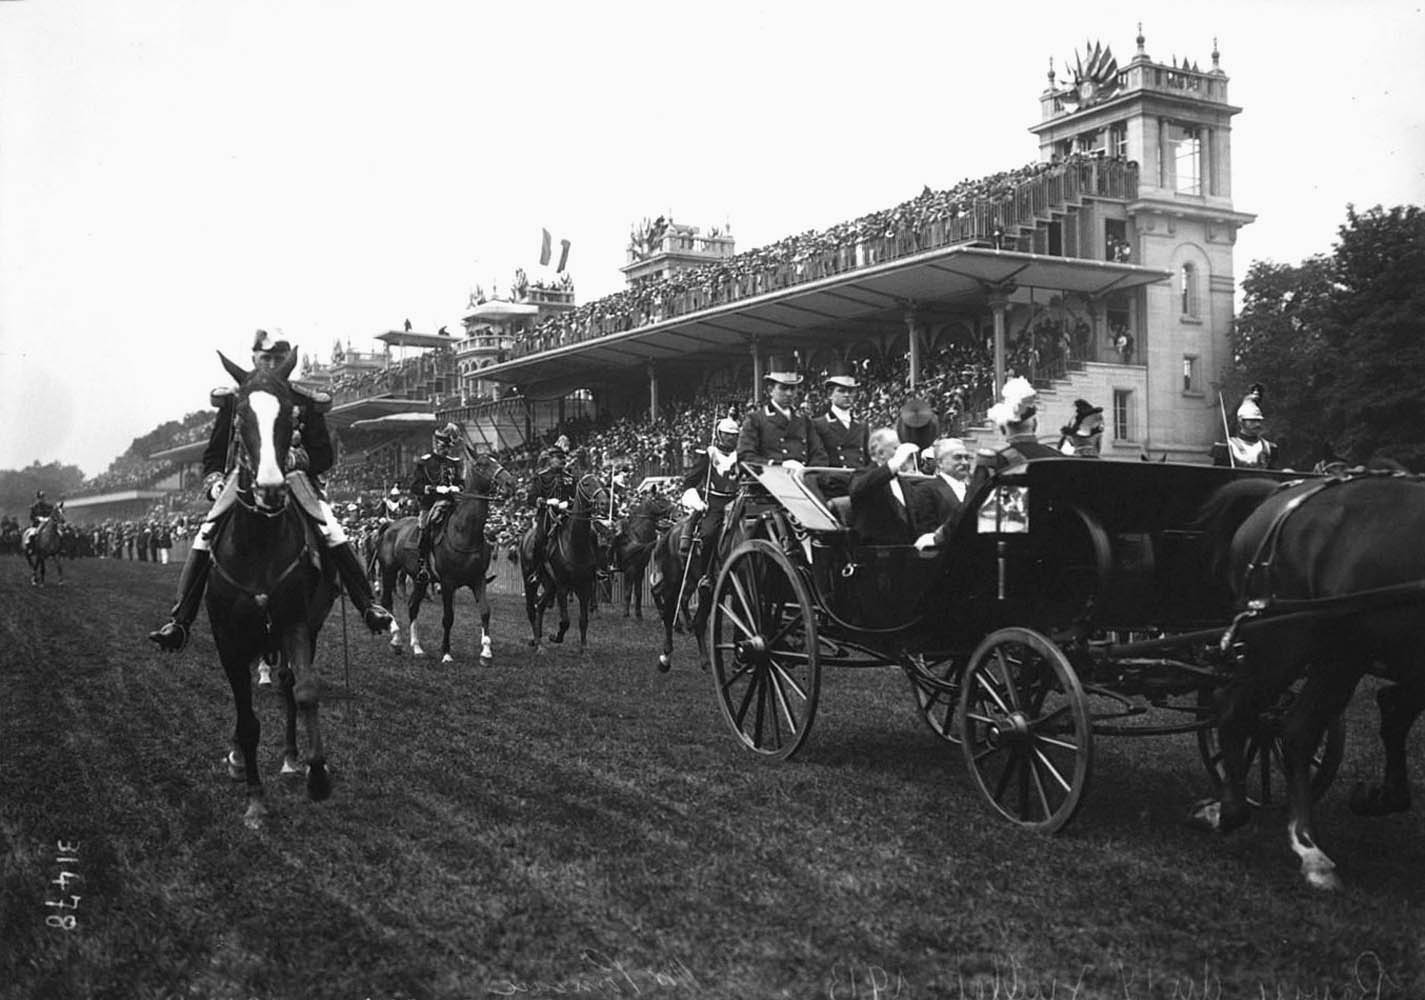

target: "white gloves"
[782,459,805,478]
[436,485,456,495]
[545,497,562,507]
[914,532,939,552]
[204,473,225,502]
[681,488,707,512]
[892,442,920,471]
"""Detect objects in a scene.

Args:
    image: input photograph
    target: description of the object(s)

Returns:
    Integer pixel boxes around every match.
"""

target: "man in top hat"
[896,397,940,473]
[1212,384,1278,469]
[811,361,870,476]
[525,441,576,581]
[409,422,467,584]
[848,428,927,545]
[737,355,827,472]
[149,330,394,651]
[1057,399,1105,457]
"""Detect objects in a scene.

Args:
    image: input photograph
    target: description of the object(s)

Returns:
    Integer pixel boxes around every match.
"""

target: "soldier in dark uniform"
[409,422,465,584]
[679,416,742,597]
[28,490,54,526]
[149,331,393,652]
[525,443,576,581]
[737,355,827,471]
[811,361,870,499]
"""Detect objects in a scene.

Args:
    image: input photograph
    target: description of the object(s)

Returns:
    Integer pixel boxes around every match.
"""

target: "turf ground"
[1,557,1422,999]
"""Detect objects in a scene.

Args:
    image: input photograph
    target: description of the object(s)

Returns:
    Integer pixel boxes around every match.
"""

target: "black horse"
[206,352,338,829]
[375,453,515,663]
[518,472,610,653]
[610,491,673,619]
[24,505,66,586]
[1193,473,1425,889]
[650,509,726,673]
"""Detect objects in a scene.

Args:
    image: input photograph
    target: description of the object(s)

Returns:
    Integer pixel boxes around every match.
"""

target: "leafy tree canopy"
[1225,204,1425,470]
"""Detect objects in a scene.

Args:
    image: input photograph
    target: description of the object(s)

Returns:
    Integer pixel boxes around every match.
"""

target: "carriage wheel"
[956,628,1092,833]
[1196,688,1345,807]
[709,539,821,761]
[904,653,965,745]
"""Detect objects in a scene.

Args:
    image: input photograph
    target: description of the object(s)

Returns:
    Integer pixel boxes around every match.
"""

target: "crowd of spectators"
[514,154,1135,358]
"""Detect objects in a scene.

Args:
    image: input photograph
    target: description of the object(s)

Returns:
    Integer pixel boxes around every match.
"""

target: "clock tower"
[1031,27,1256,456]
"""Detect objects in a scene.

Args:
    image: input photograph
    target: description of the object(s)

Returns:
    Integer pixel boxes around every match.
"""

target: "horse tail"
[1192,478,1283,583]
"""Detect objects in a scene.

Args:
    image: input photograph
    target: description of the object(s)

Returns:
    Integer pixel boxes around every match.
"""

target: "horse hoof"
[243,802,266,831]
[480,655,493,667]
[441,653,454,664]
[307,762,332,802]
[657,654,671,673]
[412,649,427,659]
[547,634,564,644]
[1349,781,1411,816]
[280,756,302,776]
[1305,867,1343,892]
[224,751,244,781]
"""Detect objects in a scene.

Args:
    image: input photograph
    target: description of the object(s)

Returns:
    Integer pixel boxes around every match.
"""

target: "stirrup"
[148,620,190,653]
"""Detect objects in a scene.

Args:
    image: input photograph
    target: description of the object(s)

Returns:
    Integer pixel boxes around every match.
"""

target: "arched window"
[1180,263,1199,318]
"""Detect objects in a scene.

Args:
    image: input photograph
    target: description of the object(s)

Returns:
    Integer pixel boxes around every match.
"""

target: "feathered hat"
[987,376,1038,430]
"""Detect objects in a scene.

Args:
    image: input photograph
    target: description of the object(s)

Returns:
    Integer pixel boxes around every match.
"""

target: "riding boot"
[415,524,433,584]
[148,547,211,652]
[329,543,394,633]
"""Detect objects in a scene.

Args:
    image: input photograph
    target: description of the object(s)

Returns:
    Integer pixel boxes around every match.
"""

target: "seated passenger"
[848,428,925,545]
[909,437,972,533]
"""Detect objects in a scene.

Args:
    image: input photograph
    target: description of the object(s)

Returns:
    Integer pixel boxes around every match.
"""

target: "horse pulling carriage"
[698,456,1425,886]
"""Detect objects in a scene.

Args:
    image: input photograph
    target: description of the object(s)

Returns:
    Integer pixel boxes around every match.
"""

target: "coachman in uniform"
[737,355,827,471]
[409,422,466,584]
[678,416,741,597]
[148,331,394,651]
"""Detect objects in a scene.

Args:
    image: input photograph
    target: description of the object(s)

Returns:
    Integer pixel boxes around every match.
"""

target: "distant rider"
[409,423,465,584]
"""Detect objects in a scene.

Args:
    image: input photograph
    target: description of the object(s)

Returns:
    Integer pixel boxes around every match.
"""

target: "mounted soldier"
[148,331,394,652]
[525,442,576,583]
[1212,384,1278,469]
[409,422,466,584]
[29,489,55,527]
[679,416,742,602]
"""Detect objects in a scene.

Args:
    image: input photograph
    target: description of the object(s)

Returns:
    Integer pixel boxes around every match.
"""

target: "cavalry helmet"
[1236,398,1264,422]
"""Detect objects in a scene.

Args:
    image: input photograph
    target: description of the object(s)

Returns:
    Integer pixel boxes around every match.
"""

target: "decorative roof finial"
[1136,21,1145,55]
[1211,36,1220,68]
[1047,56,1056,88]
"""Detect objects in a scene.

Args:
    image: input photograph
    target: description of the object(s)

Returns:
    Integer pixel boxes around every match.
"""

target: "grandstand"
[59,29,1250,515]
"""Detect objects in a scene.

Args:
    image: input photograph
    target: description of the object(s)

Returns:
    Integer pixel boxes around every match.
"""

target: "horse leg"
[1352,673,1425,815]
[478,588,493,665]
[219,644,265,828]
[576,581,591,650]
[1189,676,1261,835]
[440,584,456,664]
[407,581,427,658]
[381,566,403,652]
[287,626,330,802]
[278,660,301,776]
[1280,665,1362,890]
[549,587,570,644]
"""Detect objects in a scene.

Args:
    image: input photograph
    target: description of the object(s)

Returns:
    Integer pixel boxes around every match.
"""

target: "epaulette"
[291,383,332,413]
[210,386,235,408]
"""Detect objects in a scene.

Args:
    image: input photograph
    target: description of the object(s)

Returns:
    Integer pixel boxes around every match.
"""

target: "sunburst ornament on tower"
[1060,40,1120,108]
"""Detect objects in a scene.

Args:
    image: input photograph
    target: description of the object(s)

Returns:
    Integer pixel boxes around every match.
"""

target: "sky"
[1,0,1422,478]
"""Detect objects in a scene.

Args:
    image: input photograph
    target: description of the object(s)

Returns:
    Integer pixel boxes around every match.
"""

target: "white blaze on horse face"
[248,392,285,488]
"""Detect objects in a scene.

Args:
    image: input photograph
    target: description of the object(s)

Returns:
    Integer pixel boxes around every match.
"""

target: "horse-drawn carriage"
[699,456,1357,838]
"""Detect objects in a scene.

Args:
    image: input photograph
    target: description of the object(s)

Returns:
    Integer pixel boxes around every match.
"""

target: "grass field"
[2,557,1422,1000]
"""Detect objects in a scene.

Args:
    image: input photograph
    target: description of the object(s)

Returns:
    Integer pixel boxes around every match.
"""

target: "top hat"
[896,397,940,451]
[252,329,292,354]
[822,360,859,389]
[762,354,803,385]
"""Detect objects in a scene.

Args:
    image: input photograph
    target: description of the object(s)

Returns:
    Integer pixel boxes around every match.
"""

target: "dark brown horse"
[376,453,514,663]
[650,510,721,673]
[611,491,673,618]
[24,505,66,586]
[1192,473,1425,889]
[206,353,337,829]
[518,472,609,653]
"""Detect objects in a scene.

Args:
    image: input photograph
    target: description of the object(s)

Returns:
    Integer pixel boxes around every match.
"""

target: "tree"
[1225,204,1425,470]
[0,461,86,517]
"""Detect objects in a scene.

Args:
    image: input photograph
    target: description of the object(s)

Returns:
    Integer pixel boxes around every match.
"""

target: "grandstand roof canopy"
[474,245,1169,397]
[349,412,438,432]
[328,396,432,430]
[149,440,207,463]
[376,329,455,349]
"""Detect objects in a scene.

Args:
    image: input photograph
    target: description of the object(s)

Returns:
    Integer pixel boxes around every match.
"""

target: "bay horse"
[518,472,609,652]
[376,453,514,663]
[206,352,338,829]
[24,505,66,586]
[610,491,673,619]
[650,511,715,673]
[1192,473,1425,889]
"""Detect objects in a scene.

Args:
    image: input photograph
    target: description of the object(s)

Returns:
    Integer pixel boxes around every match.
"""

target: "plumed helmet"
[987,376,1038,430]
[1236,398,1264,421]
[715,416,740,436]
[251,329,292,355]
[35,489,45,499]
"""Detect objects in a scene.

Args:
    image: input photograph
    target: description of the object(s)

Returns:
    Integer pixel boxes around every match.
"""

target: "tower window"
[1167,123,1202,195]
[1180,263,1200,318]
[1113,389,1134,441]
[1182,355,1200,394]
[1110,122,1128,160]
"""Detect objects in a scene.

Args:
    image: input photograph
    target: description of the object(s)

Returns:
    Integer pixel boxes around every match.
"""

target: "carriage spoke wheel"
[1196,687,1345,807]
[904,653,965,745]
[710,539,820,761]
[956,628,1092,833]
